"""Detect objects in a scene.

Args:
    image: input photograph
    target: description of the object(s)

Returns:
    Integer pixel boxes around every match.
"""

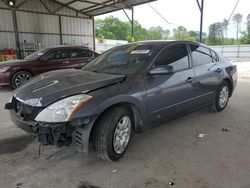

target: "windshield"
[83,44,162,75]
[24,48,49,61]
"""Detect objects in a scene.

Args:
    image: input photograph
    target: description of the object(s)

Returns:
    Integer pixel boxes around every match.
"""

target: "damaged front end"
[35,123,73,146]
[5,96,94,154]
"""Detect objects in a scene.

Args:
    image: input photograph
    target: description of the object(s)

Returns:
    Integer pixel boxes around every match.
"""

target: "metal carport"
[0,0,157,58]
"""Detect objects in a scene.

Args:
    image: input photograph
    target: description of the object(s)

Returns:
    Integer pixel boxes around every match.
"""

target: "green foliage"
[96,13,250,45]
[96,16,169,41]
[232,13,243,40]
[241,14,250,44]
[171,26,198,41]
[207,22,224,45]
[247,14,250,36]
[172,26,188,40]
[145,26,169,40]
[240,31,250,44]
[96,16,130,40]
[129,21,148,41]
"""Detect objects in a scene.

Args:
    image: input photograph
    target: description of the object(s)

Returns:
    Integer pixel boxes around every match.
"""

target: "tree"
[173,26,188,40]
[128,21,148,41]
[222,18,229,39]
[96,16,130,40]
[240,13,250,44]
[232,13,243,40]
[207,22,224,45]
[162,29,170,39]
[146,26,169,40]
[96,30,116,40]
[188,30,199,41]
[172,26,198,41]
[187,30,207,42]
[247,13,250,38]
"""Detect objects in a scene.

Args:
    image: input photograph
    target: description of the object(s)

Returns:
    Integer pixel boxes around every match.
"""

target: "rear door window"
[189,44,213,66]
[70,49,93,59]
[47,49,71,60]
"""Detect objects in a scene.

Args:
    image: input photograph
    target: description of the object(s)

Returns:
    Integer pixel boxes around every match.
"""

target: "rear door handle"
[215,68,222,73]
[63,60,70,64]
[186,77,194,83]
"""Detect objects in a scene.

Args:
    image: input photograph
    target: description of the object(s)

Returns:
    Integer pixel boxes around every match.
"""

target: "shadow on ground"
[77,182,101,188]
[0,87,13,94]
[0,135,33,154]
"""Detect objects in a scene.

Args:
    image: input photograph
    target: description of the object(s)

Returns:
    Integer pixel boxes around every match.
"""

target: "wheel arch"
[10,69,34,87]
[89,99,146,143]
[11,69,34,81]
[223,78,233,97]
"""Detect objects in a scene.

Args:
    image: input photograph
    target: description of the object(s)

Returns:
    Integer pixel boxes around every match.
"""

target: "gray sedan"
[5,41,237,161]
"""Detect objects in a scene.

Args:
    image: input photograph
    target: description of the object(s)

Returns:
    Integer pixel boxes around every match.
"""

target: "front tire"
[11,71,33,88]
[93,106,132,161]
[213,81,230,112]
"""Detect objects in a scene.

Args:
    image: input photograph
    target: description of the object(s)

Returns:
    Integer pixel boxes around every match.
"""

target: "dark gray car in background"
[5,41,237,161]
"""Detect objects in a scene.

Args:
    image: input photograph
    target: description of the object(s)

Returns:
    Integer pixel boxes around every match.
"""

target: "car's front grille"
[12,97,42,121]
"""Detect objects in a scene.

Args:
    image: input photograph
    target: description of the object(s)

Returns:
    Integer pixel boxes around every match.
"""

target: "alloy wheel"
[113,116,132,154]
[15,73,32,87]
[218,86,229,108]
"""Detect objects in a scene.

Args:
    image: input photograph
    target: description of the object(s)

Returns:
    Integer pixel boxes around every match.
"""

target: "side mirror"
[149,65,174,75]
[41,56,48,62]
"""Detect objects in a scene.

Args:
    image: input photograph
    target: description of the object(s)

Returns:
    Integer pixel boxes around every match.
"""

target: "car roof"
[45,45,91,50]
[120,40,213,52]
[131,40,202,46]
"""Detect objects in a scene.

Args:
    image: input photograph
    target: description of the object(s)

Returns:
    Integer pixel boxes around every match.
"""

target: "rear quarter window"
[211,50,219,62]
[189,44,213,66]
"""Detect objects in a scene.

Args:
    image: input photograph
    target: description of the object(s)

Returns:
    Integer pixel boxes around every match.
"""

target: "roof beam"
[120,1,132,9]
[80,0,114,12]
[51,0,91,18]
[15,0,30,9]
[78,0,121,9]
[52,0,77,13]
[39,0,51,13]
[82,0,130,14]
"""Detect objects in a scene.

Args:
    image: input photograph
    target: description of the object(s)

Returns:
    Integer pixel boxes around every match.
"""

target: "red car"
[0,46,99,88]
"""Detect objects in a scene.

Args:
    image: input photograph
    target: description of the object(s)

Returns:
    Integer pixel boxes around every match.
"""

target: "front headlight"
[0,67,10,73]
[35,94,92,123]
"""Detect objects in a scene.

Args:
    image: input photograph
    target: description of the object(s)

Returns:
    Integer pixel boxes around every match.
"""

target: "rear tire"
[213,81,230,112]
[11,71,33,88]
[93,106,132,161]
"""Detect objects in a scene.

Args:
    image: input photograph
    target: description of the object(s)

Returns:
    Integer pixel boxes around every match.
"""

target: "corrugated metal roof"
[53,0,157,16]
[1,0,157,17]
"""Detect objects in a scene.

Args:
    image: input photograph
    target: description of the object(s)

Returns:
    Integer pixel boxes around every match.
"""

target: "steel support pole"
[92,17,96,50]
[122,8,135,42]
[58,15,63,45]
[199,0,204,43]
[11,9,21,58]
[131,7,134,42]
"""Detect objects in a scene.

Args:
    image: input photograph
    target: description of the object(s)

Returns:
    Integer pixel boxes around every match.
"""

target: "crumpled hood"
[13,69,125,107]
[0,59,29,67]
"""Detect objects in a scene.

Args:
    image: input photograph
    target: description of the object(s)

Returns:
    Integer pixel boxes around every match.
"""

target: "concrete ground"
[0,63,250,188]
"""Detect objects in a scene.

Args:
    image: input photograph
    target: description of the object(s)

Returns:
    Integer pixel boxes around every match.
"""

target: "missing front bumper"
[36,123,73,146]
[8,107,94,155]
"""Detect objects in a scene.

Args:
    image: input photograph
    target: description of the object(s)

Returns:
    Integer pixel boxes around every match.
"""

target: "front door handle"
[62,60,70,64]
[186,77,194,83]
